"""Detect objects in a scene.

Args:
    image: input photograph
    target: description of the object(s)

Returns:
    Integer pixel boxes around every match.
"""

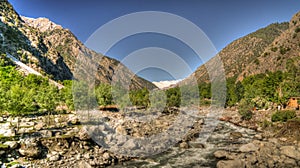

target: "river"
[108,121,257,168]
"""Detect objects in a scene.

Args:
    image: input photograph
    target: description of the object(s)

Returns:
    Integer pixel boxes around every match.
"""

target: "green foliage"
[166,87,181,107]
[279,46,290,55]
[59,80,74,110]
[270,47,278,52]
[271,110,296,122]
[0,63,66,116]
[260,119,273,128]
[249,22,289,44]
[238,98,254,120]
[95,83,113,106]
[295,27,300,33]
[129,88,150,107]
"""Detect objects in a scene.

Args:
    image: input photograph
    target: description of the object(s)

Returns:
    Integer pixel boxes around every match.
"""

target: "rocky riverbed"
[0,108,299,167]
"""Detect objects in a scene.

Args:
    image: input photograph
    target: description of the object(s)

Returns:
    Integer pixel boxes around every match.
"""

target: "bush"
[271,110,296,122]
[238,99,254,120]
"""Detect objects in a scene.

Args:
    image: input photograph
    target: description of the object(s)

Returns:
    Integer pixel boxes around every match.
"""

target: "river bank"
[0,108,299,167]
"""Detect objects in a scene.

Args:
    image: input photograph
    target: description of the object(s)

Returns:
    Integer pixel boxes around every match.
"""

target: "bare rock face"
[0,0,156,90]
[21,17,63,32]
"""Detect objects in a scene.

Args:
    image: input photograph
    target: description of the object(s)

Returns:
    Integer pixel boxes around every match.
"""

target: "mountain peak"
[21,16,63,32]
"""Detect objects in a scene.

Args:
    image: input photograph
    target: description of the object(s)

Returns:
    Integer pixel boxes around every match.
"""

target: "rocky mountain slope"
[0,0,156,90]
[238,11,300,80]
[180,21,289,85]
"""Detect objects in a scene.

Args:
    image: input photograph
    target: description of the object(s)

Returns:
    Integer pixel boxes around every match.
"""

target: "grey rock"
[123,139,138,149]
[3,141,18,149]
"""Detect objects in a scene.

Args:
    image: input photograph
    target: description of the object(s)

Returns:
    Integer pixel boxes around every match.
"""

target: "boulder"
[179,142,188,149]
[229,132,243,139]
[188,142,205,148]
[35,122,45,131]
[239,143,259,152]
[216,159,245,168]
[214,150,229,159]
[39,130,53,138]
[3,141,18,149]
[19,139,42,158]
[0,123,16,137]
[280,146,300,160]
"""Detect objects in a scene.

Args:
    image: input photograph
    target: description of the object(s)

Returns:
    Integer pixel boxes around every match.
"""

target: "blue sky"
[8,0,300,81]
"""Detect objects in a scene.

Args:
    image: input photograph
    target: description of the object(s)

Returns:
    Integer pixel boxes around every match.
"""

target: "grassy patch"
[271,110,296,122]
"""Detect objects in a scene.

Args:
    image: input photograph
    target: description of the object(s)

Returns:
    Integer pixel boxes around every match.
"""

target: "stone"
[280,146,300,160]
[116,125,127,135]
[0,123,16,137]
[19,145,41,158]
[78,160,92,168]
[239,143,259,152]
[83,153,90,159]
[19,121,35,127]
[254,134,263,140]
[77,128,90,141]
[229,132,243,139]
[0,117,4,122]
[39,130,53,138]
[48,154,60,161]
[3,141,18,149]
[179,142,188,149]
[18,127,34,134]
[68,115,80,125]
[188,142,205,148]
[35,122,45,131]
[18,139,42,158]
[214,150,228,159]
[284,158,297,166]
[103,152,111,160]
[216,159,245,168]
[123,139,138,149]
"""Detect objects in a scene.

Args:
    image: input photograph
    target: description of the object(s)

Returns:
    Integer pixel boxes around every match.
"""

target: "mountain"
[0,0,156,90]
[238,11,300,80]
[152,79,181,89]
[180,21,289,85]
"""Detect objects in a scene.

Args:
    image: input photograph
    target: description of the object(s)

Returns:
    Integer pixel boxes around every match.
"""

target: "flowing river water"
[108,121,257,168]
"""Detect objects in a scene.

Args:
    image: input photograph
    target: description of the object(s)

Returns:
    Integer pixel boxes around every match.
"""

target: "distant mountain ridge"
[0,0,156,90]
[238,11,300,80]
[180,18,295,85]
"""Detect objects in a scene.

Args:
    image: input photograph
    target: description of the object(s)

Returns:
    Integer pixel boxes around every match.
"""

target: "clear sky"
[8,0,300,81]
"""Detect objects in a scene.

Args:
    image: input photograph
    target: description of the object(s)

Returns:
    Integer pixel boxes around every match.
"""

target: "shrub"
[295,27,300,33]
[270,47,278,52]
[260,119,273,128]
[238,99,254,120]
[271,110,296,122]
